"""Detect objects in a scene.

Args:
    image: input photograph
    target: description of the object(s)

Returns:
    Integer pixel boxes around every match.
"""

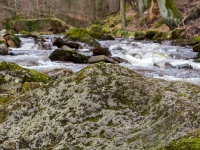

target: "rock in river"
[49,49,88,63]
[0,44,8,55]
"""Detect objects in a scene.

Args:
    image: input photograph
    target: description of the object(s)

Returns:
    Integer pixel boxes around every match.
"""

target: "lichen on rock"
[0,62,200,149]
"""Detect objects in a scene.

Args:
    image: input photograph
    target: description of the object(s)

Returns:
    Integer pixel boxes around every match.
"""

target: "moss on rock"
[6,18,68,33]
[0,61,50,97]
[66,28,101,47]
[22,82,45,93]
[66,27,114,47]
[0,76,7,85]
[0,61,22,71]
[1,63,200,149]
[134,31,146,40]
[4,34,21,48]
[157,0,182,29]
[24,69,50,83]
[145,29,159,39]
[157,129,200,150]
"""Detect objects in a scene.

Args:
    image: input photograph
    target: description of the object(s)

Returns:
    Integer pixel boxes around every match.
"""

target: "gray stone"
[0,44,8,55]
[88,55,117,63]
[0,63,200,149]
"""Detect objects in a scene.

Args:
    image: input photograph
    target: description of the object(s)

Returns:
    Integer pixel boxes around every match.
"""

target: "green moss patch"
[66,28,101,47]
[0,97,9,105]
[24,69,50,83]
[157,119,200,149]
[0,61,22,71]
[0,76,7,85]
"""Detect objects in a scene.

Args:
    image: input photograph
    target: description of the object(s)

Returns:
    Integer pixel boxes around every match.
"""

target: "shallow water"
[1,35,200,85]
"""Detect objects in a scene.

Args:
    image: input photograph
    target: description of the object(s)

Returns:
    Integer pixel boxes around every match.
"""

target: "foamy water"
[1,35,200,85]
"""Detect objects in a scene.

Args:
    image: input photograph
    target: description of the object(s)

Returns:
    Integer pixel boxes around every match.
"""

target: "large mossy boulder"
[0,61,50,102]
[49,49,88,63]
[10,18,68,33]
[4,34,21,48]
[87,25,115,40]
[66,27,114,47]
[1,63,200,149]
[65,28,101,47]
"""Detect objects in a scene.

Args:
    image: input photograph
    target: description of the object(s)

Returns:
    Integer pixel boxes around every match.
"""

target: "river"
[1,35,200,85]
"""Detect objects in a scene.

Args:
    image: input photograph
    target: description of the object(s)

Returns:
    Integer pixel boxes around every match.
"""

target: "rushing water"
[1,35,200,85]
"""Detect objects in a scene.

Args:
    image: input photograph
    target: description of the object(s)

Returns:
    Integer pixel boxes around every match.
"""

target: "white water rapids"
[1,35,200,85]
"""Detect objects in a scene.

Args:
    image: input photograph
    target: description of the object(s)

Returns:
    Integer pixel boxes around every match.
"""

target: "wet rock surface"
[0,44,8,55]
[49,49,88,63]
[0,63,200,149]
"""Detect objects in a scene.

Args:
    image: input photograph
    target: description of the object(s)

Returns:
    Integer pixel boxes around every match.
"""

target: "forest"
[0,0,200,149]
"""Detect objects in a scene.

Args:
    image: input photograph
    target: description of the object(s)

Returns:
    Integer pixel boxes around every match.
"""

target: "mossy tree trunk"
[120,0,126,30]
[157,0,182,29]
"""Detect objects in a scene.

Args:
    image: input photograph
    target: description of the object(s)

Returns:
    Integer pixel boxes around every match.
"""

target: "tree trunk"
[120,0,126,30]
[157,0,182,29]
[149,0,160,23]
[137,0,148,16]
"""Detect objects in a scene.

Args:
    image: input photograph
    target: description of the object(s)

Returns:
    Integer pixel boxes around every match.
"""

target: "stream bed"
[1,35,200,85]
